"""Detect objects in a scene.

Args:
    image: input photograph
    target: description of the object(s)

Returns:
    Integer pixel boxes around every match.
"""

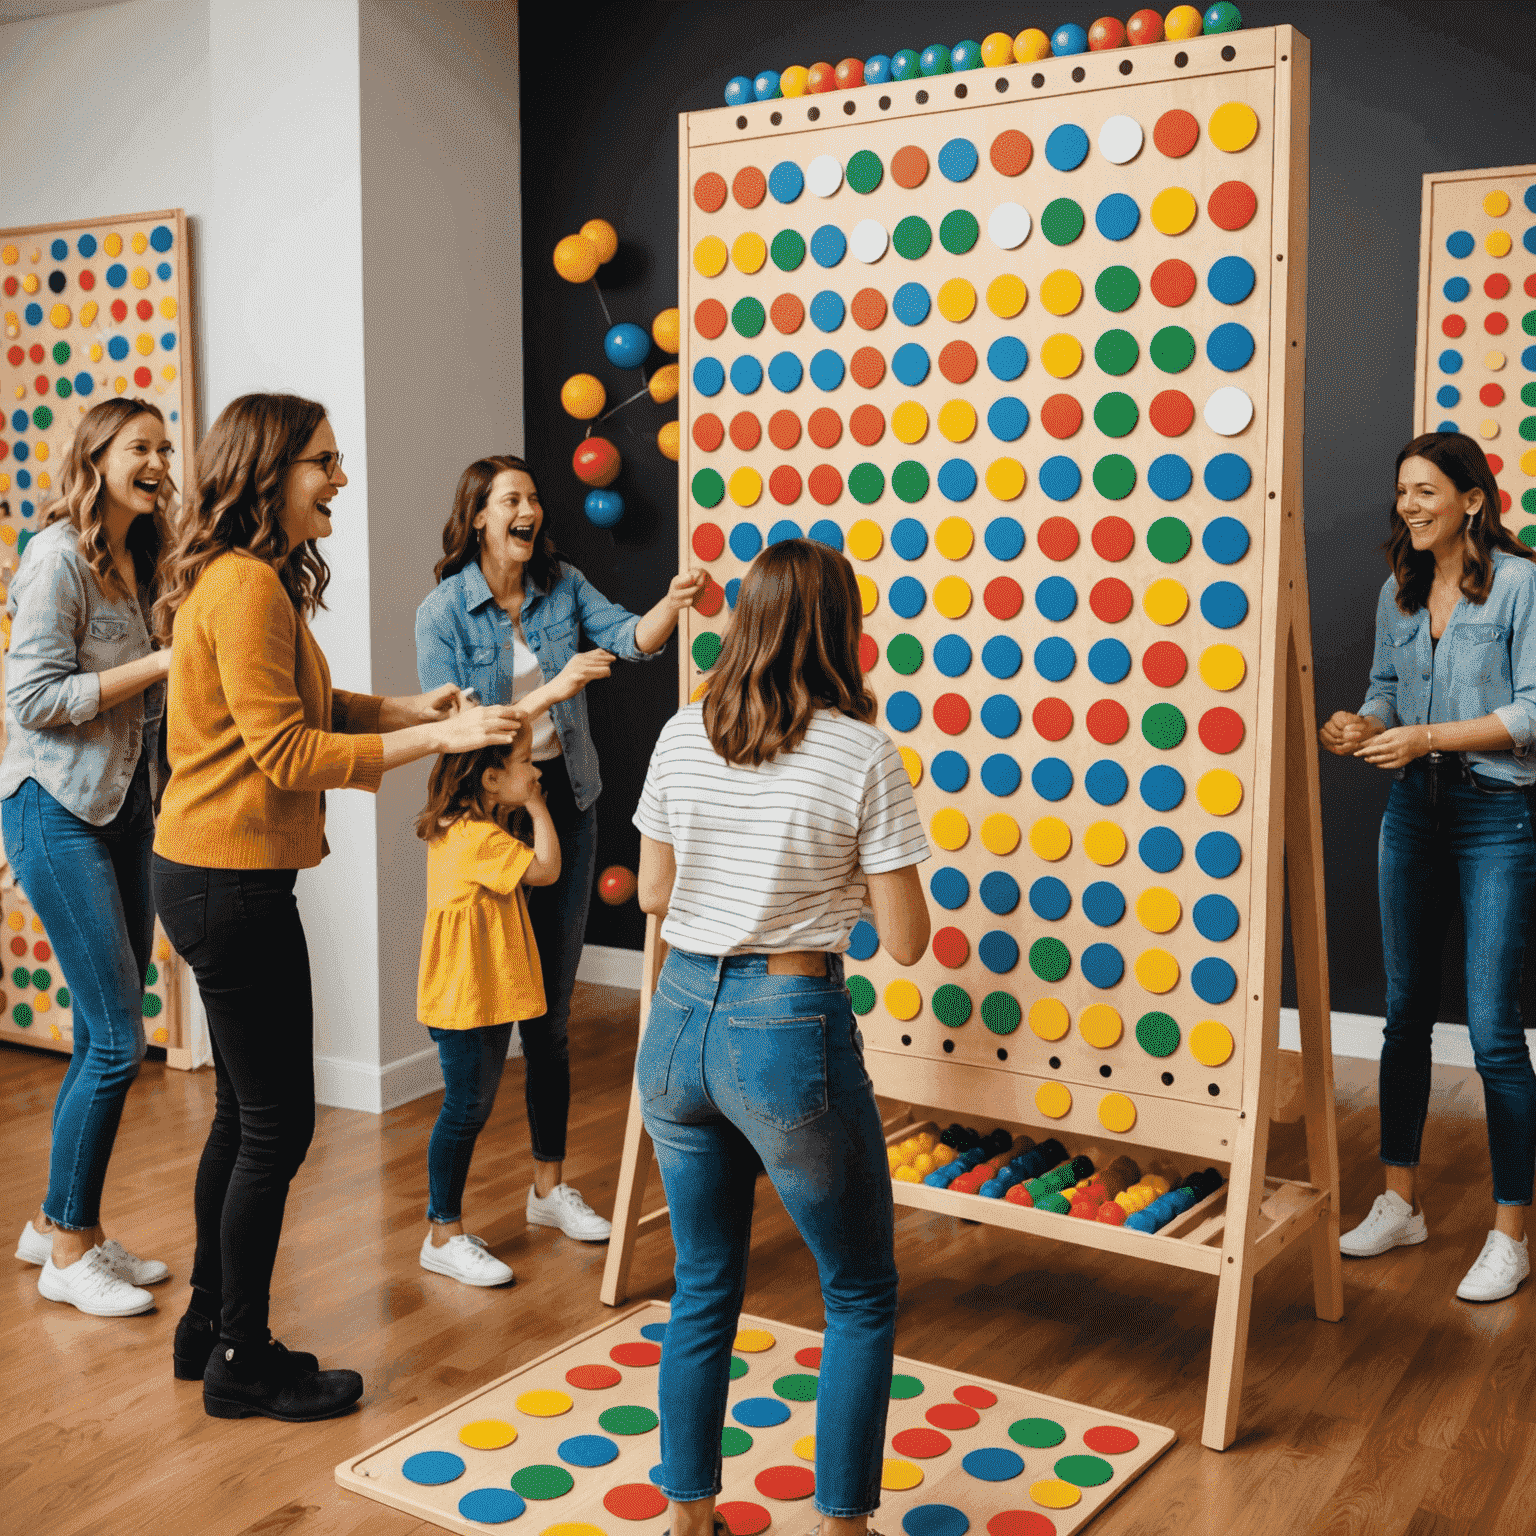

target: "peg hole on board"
[808,107,820,121]
[916,90,929,104]
[1119,60,1132,74]
[1049,1056,1061,1070]
[1031,73,1044,87]
[955,84,968,99]
[736,116,747,129]
[1209,1084,1221,1096]
[996,77,1009,93]
[1175,52,1188,67]
[1072,67,1085,82]
[900,1034,911,1046]
[879,96,891,110]
[997,1049,1008,1061]
[1222,45,1236,60]
[771,111,782,125]
[1161,1072,1174,1085]
[943,1039,955,1053]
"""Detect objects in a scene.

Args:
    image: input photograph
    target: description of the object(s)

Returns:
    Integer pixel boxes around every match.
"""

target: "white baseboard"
[577,942,644,990]
[316,1027,524,1113]
[1279,1007,1536,1070]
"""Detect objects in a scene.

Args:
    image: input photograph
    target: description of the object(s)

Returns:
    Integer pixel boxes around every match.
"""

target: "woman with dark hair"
[1322,432,1536,1303]
[152,394,523,1421]
[3,398,174,1318]
[416,455,703,1257]
[633,539,931,1536]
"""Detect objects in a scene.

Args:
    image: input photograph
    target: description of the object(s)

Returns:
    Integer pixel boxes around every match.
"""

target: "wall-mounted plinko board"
[676,30,1304,1160]
[1413,165,1536,539]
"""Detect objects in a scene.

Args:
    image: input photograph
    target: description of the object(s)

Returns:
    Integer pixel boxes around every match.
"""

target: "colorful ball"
[890,49,921,80]
[1126,8,1164,44]
[598,865,638,904]
[573,437,621,488]
[919,43,952,75]
[560,373,606,420]
[552,234,599,284]
[1165,4,1205,39]
[864,54,892,83]
[724,76,753,107]
[648,363,680,404]
[980,31,1014,66]
[1013,28,1053,62]
[652,308,680,353]
[806,61,837,92]
[1096,1200,1127,1226]
[1088,16,1127,49]
[950,39,984,71]
[834,57,864,89]
[780,65,810,97]
[580,219,618,264]
[753,69,782,100]
[657,421,680,461]
[1204,1,1243,31]
[584,488,624,527]
[604,322,649,370]
[1051,23,1088,56]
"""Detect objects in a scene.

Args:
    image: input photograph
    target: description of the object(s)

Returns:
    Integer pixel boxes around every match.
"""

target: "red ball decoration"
[1126,8,1165,44]
[1088,16,1126,48]
[834,57,864,90]
[806,61,837,92]
[572,436,621,487]
[597,866,638,906]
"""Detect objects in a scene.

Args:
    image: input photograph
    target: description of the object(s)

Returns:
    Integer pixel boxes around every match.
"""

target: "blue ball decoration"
[753,70,782,100]
[604,322,650,369]
[584,490,624,528]
[919,43,953,75]
[950,39,984,70]
[864,53,892,84]
[1051,23,1088,55]
[724,76,754,107]
[890,49,921,80]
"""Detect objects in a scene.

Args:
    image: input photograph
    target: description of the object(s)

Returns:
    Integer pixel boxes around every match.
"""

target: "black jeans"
[152,856,315,1346]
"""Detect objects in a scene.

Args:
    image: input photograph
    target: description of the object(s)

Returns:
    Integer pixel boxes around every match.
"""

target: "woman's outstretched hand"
[550,648,616,702]
[1319,710,1384,757]
[1354,723,1431,770]
[666,569,709,612]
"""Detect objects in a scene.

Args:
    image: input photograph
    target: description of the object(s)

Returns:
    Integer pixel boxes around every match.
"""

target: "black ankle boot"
[202,1337,361,1422]
[174,1312,319,1381]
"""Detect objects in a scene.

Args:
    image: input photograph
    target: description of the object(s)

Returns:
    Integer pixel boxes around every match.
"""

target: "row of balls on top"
[722,5,1243,105]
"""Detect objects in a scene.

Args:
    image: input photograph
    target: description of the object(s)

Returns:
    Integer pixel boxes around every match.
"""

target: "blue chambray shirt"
[415,560,658,812]
[0,519,164,824]
[1359,549,1536,786]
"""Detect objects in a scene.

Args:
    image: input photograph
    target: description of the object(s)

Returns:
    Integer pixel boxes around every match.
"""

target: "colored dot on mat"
[1150,186,1197,236]
[1201,581,1249,629]
[606,1484,669,1522]
[1081,944,1124,988]
[1093,391,1138,438]
[1085,760,1129,807]
[1041,394,1083,439]
[1193,894,1241,943]
[1029,815,1072,861]
[1092,454,1136,499]
[718,1503,772,1536]
[517,1389,575,1415]
[1083,820,1127,867]
[1029,937,1072,984]
[982,695,1022,738]
[1142,702,1186,750]
[987,273,1028,320]
[1040,268,1083,317]
[848,976,876,1015]
[1200,706,1245,754]
[1135,948,1180,995]
[1029,876,1071,921]
[756,1463,817,1502]
[1011,1418,1067,1449]
[1151,453,1195,506]
[902,1506,970,1536]
[982,991,1022,1036]
[403,1450,466,1485]
[1136,1011,1181,1057]
[1098,1091,1137,1134]
[1084,1425,1140,1456]
[932,982,974,1027]
[560,1434,620,1467]
[1031,757,1074,803]
[1196,831,1242,879]
[940,212,981,257]
[1207,322,1255,373]
[1197,769,1244,816]
[1040,198,1085,247]
[894,1428,954,1459]
[460,1418,519,1449]
[894,215,933,260]
[1087,699,1129,745]
[774,1373,820,1403]
[1029,1479,1081,1511]
[963,1449,1025,1483]
[1200,643,1246,692]
[1096,193,1140,242]
[882,1459,926,1492]
[512,1464,576,1500]
[981,872,1022,918]
[1141,765,1185,813]
[1190,1019,1236,1065]
[937,460,977,503]
[459,1486,526,1523]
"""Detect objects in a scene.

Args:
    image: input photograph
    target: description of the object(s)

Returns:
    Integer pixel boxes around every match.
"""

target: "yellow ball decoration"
[652,308,681,353]
[561,374,606,420]
[657,421,680,461]
[648,363,680,404]
[980,32,1014,67]
[580,218,618,264]
[1014,27,1052,62]
[781,65,810,97]
[553,234,600,283]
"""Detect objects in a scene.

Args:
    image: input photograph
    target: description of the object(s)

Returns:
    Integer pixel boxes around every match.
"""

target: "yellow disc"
[581,218,619,263]
[1029,816,1071,861]
[1136,887,1181,933]
[1208,101,1259,153]
[1098,1094,1137,1134]
[937,277,977,322]
[986,457,1026,500]
[1486,229,1513,258]
[1150,187,1198,236]
[1480,418,1499,440]
[658,421,680,461]
[135,332,155,356]
[151,1025,167,1043]
[981,31,1015,66]
[1014,27,1052,62]
[734,1327,776,1351]
[882,1460,924,1491]
[0,245,15,264]
[21,273,39,294]
[34,442,47,461]
[689,679,710,702]
[1039,268,1083,316]
[898,747,923,787]
[130,267,150,290]
[544,1524,608,1536]
[935,515,974,558]
[794,1435,817,1461]
[81,302,98,327]
[1035,1083,1072,1120]
[460,1419,518,1449]
[1078,1005,1123,1049]
[848,519,884,560]
[938,400,977,443]
[857,575,879,615]
[131,231,149,254]
[1484,190,1512,217]
[1143,578,1189,625]
[156,938,171,961]
[0,524,12,544]
[931,808,971,851]
[693,236,728,277]
[49,304,71,329]
[986,273,1027,318]
[732,231,767,274]
[1190,1020,1236,1066]
[1029,998,1071,1041]
[649,364,680,404]
[516,1390,573,1417]
[1135,949,1180,994]
[1199,644,1246,691]
[160,296,178,319]
[103,232,123,257]
[1083,821,1127,866]
[934,575,972,619]
[653,307,681,353]
[780,64,810,97]
[1523,448,1536,476]
[1488,351,1508,372]
[6,910,22,930]
[981,813,1020,855]
[1040,332,1084,378]
[892,400,929,444]
[89,341,103,362]
[36,470,49,486]
[1197,769,1244,816]
[31,915,43,933]
[885,979,922,1021]
[33,992,50,1012]
[729,466,763,506]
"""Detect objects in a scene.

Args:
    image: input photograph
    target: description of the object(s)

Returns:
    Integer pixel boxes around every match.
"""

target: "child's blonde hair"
[414,719,530,842]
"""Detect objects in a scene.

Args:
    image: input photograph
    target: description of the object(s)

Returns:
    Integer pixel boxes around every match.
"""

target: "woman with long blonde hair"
[3,398,176,1319]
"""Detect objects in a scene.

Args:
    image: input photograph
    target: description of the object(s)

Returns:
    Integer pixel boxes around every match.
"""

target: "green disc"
[887,634,923,674]
[145,962,159,986]
[890,1375,925,1399]
[981,991,1021,1035]
[1040,197,1085,246]
[1523,525,1536,549]
[847,149,884,194]
[939,209,980,254]
[599,1405,660,1435]
[12,1004,32,1028]
[692,632,723,670]
[721,1427,753,1456]
[932,983,972,1027]
[1037,1192,1072,1214]
[1093,392,1138,436]
[31,968,50,990]
[892,461,930,502]
[848,975,876,1014]
[1525,486,1536,513]
[1029,938,1071,983]
[51,341,70,365]
[732,297,766,337]
[56,378,72,399]
[1146,517,1192,563]
[1141,703,1187,749]
[1094,329,1139,376]
[1523,308,1536,336]
[893,216,933,260]
[33,406,53,430]
[730,1355,748,1379]
[1150,325,1196,373]
[1092,455,1136,500]
[1519,415,1536,442]
[141,992,162,1017]
[774,1374,819,1401]
[511,1465,576,1499]
[1010,1418,1067,1448]
[1523,383,1536,406]
[12,967,29,988]
[56,987,70,1007]
[1055,1454,1114,1488]
[692,468,725,508]
[1136,1011,1181,1057]
[771,229,806,271]
[849,462,885,504]
[1095,265,1140,313]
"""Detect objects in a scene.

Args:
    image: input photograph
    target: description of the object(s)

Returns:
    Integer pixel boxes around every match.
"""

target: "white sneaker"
[38,1246,155,1317]
[419,1233,515,1287]
[1339,1191,1428,1257]
[14,1220,51,1266]
[1456,1230,1531,1303]
[526,1183,612,1242]
[99,1238,170,1286]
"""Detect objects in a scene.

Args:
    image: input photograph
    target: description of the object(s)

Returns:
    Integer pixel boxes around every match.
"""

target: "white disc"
[1204,385,1254,436]
[850,219,889,263]
[988,202,1031,249]
[1097,115,1144,165]
[806,154,843,197]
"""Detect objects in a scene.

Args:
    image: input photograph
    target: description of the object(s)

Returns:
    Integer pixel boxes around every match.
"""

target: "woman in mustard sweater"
[151,393,522,1424]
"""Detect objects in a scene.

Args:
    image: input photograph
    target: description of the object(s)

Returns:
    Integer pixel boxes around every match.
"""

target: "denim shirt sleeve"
[415,588,462,693]
[1359,578,1404,731]
[5,540,103,729]
[1492,561,1536,749]
[567,565,654,661]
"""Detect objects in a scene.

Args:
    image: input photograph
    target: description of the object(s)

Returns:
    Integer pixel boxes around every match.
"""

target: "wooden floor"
[2,984,1532,1536]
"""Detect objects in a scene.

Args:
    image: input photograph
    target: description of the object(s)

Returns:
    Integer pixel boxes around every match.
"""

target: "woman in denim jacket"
[416,454,702,1253]
[1322,432,1536,1304]
[1,399,175,1319]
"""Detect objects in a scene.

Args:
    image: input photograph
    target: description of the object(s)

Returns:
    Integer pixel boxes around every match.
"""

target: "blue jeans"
[638,950,898,1518]
[426,1022,515,1222]
[1378,761,1536,1205]
[2,763,154,1230]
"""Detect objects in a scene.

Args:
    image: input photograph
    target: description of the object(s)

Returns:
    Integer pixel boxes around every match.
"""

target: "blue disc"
[937,459,977,501]
[987,336,1028,381]
[864,54,892,84]
[767,519,803,544]
[1139,826,1184,873]
[934,635,972,676]
[1045,123,1089,171]
[770,161,804,202]
[930,867,970,909]
[754,70,782,100]
[768,352,803,392]
[1095,193,1139,241]
[1088,638,1131,684]
[1442,275,1469,302]
[459,1488,526,1523]
[1436,384,1461,408]
[692,358,724,397]
[962,1447,1025,1482]
[1035,575,1077,621]
[982,636,1022,678]
[1437,418,1459,433]
[1034,637,1076,682]
[987,396,1029,441]
[734,1397,791,1427]
[1445,229,1474,258]
[1196,831,1242,878]
[729,523,763,561]
[1081,882,1126,927]
[1084,759,1128,805]
[1038,456,1082,501]
[1029,877,1071,921]
[1439,349,1463,374]
[1191,957,1238,1004]
[73,372,94,396]
[902,1505,970,1536]
[560,1435,619,1467]
[731,356,764,394]
[811,225,847,267]
[150,224,174,252]
[50,237,67,259]
[1528,186,1536,212]
[980,754,1021,796]
[107,334,131,361]
[1202,516,1250,564]
[1527,227,1536,255]
[809,349,845,390]
[1140,765,1186,812]
[892,517,929,560]
[1208,255,1256,304]
[938,137,980,182]
[1207,323,1255,372]
[1031,757,1073,802]
[77,233,97,257]
[726,582,742,612]
[23,301,43,325]
[1524,345,1536,370]
[403,1451,466,1486]
[10,409,27,431]
[1193,894,1240,941]
[1203,454,1251,500]
[1082,943,1124,988]
[105,263,127,288]
[892,343,931,386]
[985,516,1025,560]
[1201,581,1249,628]
[932,751,970,792]
[980,871,1021,915]
[893,282,931,325]
[810,290,846,332]
[640,1321,668,1342]
[981,695,1022,738]
[848,919,880,960]
[809,518,843,550]
[890,576,927,618]
[978,931,1019,974]
[650,1464,665,1486]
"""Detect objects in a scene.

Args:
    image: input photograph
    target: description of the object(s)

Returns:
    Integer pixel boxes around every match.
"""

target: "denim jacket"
[0,519,164,824]
[1359,550,1536,786]
[415,560,658,812]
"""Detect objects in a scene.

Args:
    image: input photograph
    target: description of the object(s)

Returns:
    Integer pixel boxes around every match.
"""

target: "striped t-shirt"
[634,704,930,956]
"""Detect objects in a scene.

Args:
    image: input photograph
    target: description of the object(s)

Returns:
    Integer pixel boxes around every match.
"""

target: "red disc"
[1033,698,1073,741]
[1208,180,1257,231]
[1485,273,1512,299]
[1441,313,1466,338]
[730,412,762,451]
[953,1384,998,1409]
[1086,699,1130,744]
[990,129,1033,176]
[1091,516,1134,561]
[768,410,801,450]
[1148,389,1195,436]
[1481,384,1506,406]
[1153,108,1199,157]
[1150,259,1197,307]
[892,1428,952,1458]
[984,577,1024,619]
[694,172,727,212]
[605,1485,669,1521]
[695,299,728,339]
[1501,489,1513,513]
[34,373,50,394]
[110,298,127,322]
[770,466,803,505]
[1090,578,1133,623]
[933,694,971,735]
[1526,274,1536,298]
[1486,312,1508,335]
[718,1504,772,1536]
[696,579,725,618]
[892,145,929,188]
[78,269,95,290]
[987,1513,1058,1536]
[933,927,970,968]
[610,1341,661,1366]
[926,1403,981,1431]
[859,633,878,674]
[1142,641,1187,687]
[938,341,978,384]
[135,298,154,320]
[133,367,151,388]
[1488,453,1505,475]
[850,404,885,446]
[1040,394,1083,439]
[1199,707,1245,753]
[851,347,886,388]
[693,414,725,452]
[851,288,887,329]
[9,937,24,955]
[808,465,843,506]
[1037,517,1080,561]
[771,293,805,334]
[4,345,20,366]
[733,166,767,208]
[566,1362,623,1390]
[1,276,15,296]
[27,343,43,364]
[795,1346,823,1369]
[808,408,842,449]
[1083,1424,1140,1454]
[755,1466,815,1500]
[692,523,725,561]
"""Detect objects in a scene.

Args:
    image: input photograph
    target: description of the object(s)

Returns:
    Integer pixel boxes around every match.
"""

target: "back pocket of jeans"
[152,863,208,954]
[725,1014,828,1131]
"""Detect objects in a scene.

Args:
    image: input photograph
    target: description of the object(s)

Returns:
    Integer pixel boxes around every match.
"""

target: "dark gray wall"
[521,1,1536,1021]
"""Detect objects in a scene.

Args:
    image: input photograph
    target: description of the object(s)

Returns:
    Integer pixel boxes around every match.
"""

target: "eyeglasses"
[293,451,344,479]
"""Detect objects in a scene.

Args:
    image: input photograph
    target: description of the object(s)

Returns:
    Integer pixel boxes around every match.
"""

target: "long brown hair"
[1386,432,1531,613]
[703,539,875,767]
[42,398,172,600]
[434,455,561,588]
[152,393,332,642]
[414,726,529,842]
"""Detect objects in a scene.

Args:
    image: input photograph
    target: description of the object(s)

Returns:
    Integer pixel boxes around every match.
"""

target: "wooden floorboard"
[2,989,1531,1536]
